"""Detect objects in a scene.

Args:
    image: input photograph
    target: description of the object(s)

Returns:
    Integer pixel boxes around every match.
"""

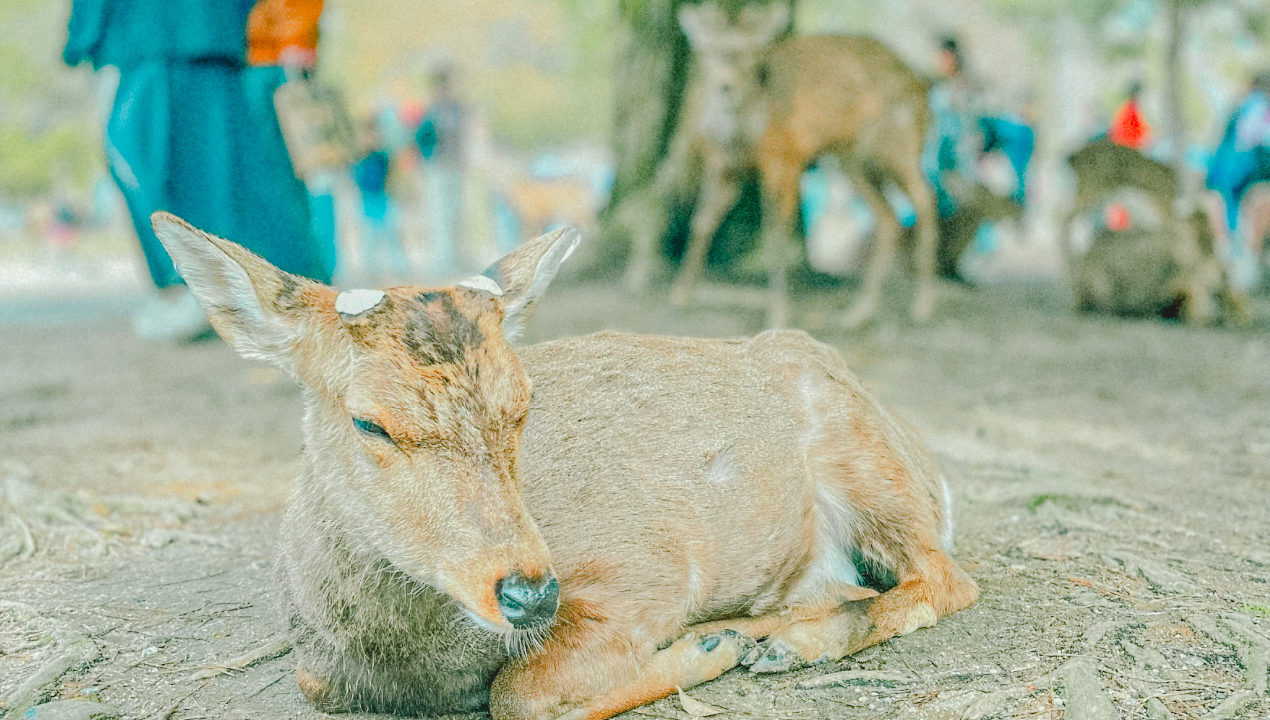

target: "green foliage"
[1243,604,1270,617]
[0,123,100,198]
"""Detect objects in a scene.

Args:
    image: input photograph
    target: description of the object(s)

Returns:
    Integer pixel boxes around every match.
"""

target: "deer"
[1064,139,1250,325]
[1073,207,1250,324]
[928,173,1023,283]
[621,3,938,330]
[151,211,977,720]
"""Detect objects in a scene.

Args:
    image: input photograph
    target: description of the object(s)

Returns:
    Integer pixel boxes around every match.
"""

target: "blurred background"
[4,5,1270,719]
[3,0,1269,326]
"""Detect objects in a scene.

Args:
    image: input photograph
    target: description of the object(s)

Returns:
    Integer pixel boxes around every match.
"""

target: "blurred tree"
[586,0,795,278]
[0,0,102,198]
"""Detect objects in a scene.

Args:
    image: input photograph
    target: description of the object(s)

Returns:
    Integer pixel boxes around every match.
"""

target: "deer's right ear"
[151,212,334,369]
[477,227,580,343]
[677,4,712,44]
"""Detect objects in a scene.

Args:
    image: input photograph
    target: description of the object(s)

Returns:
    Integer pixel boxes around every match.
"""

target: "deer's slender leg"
[844,171,900,329]
[904,167,940,322]
[688,582,879,641]
[758,156,803,329]
[490,619,756,720]
[746,547,978,673]
[671,162,740,306]
[620,188,670,292]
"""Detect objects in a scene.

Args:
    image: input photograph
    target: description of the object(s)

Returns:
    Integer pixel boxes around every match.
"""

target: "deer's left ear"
[475,228,580,343]
[151,212,337,370]
[678,3,724,45]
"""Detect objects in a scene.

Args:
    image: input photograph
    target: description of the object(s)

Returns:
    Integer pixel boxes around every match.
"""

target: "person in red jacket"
[241,0,337,282]
[1109,81,1152,151]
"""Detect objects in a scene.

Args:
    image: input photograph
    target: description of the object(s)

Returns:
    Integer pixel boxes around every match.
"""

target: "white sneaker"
[133,288,214,342]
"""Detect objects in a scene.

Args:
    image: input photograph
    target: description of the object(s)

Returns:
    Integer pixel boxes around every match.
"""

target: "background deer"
[622,3,938,329]
[153,212,976,720]
[929,174,1024,283]
[1064,139,1248,324]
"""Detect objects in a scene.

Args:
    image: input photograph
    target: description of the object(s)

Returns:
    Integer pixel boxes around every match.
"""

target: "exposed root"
[0,602,101,719]
[183,637,293,682]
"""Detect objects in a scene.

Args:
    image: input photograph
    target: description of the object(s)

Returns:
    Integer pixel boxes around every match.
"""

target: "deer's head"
[679,2,789,147]
[153,212,576,638]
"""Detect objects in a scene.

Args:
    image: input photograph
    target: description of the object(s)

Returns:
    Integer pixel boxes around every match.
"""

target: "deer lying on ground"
[153,211,977,720]
[1073,208,1249,323]
[623,3,938,329]
[1065,139,1249,325]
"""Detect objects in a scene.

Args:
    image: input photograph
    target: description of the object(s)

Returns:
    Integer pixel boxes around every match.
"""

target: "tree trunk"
[1162,0,1192,213]
[579,0,795,279]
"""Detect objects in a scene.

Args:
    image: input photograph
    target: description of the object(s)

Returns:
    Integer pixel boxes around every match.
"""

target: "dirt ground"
[2,276,1269,720]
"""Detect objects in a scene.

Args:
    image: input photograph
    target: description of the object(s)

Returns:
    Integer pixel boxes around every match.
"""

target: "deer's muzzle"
[496,572,560,629]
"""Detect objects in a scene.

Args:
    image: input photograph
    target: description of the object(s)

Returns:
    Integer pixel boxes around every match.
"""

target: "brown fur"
[1073,209,1249,324]
[152,211,977,720]
[622,4,937,329]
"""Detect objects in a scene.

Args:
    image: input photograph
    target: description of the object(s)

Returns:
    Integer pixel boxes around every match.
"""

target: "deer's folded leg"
[746,551,978,673]
[491,622,757,720]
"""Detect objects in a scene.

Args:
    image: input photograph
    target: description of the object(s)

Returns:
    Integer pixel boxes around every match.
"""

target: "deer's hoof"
[700,628,758,658]
[743,638,805,674]
[670,284,693,307]
[623,264,650,293]
[842,300,877,331]
[910,287,936,323]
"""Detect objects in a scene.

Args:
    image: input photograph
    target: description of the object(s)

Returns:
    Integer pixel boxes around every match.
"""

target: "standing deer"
[153,211,977,720]
[623,3,938,329]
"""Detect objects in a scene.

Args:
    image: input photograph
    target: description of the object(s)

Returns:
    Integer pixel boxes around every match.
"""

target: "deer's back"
[761,35,929,161]
[514,330,936,629]
[1068,139,1176,201]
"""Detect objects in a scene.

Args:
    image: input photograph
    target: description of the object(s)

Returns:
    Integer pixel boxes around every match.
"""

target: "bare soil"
[2,278,1269,720]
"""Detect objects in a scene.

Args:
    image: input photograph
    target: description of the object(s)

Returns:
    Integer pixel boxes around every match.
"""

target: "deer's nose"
[496,573,560,628]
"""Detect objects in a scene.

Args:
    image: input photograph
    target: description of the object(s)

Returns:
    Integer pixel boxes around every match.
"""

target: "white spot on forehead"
[335,288,386,316]
[457,275,504,296]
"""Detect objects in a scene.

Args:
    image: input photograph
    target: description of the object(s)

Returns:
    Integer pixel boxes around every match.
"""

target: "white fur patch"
[457,275,504,296]
[335,289,385,316]
[705,446,738,484]
[939,475,956,552]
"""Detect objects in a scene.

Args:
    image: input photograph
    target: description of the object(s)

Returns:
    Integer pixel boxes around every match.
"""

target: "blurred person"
[351,120,408,283]
[979,95,1035,205]
[415,65,468,278]
[64,0,328,342]
[1206,72,1270,290]
[243,0,338,282]
[1109,80,1152,151]
[926,35,982,216]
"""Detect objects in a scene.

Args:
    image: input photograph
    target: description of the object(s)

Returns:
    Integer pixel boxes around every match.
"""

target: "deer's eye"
[353,418,393,442]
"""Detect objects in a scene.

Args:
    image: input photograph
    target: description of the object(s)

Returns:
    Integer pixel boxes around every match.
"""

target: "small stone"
[23,700,121,720]
[139,530,174,549]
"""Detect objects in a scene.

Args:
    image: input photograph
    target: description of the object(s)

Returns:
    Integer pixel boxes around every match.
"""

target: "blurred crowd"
[31,1,1270,340]
[55,0,609,341]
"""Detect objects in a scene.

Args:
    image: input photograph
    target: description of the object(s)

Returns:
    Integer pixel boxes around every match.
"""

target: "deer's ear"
[741,2,789,41]
[476,228,579,343]
[151,212,334,369]
[678,4,721,45]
